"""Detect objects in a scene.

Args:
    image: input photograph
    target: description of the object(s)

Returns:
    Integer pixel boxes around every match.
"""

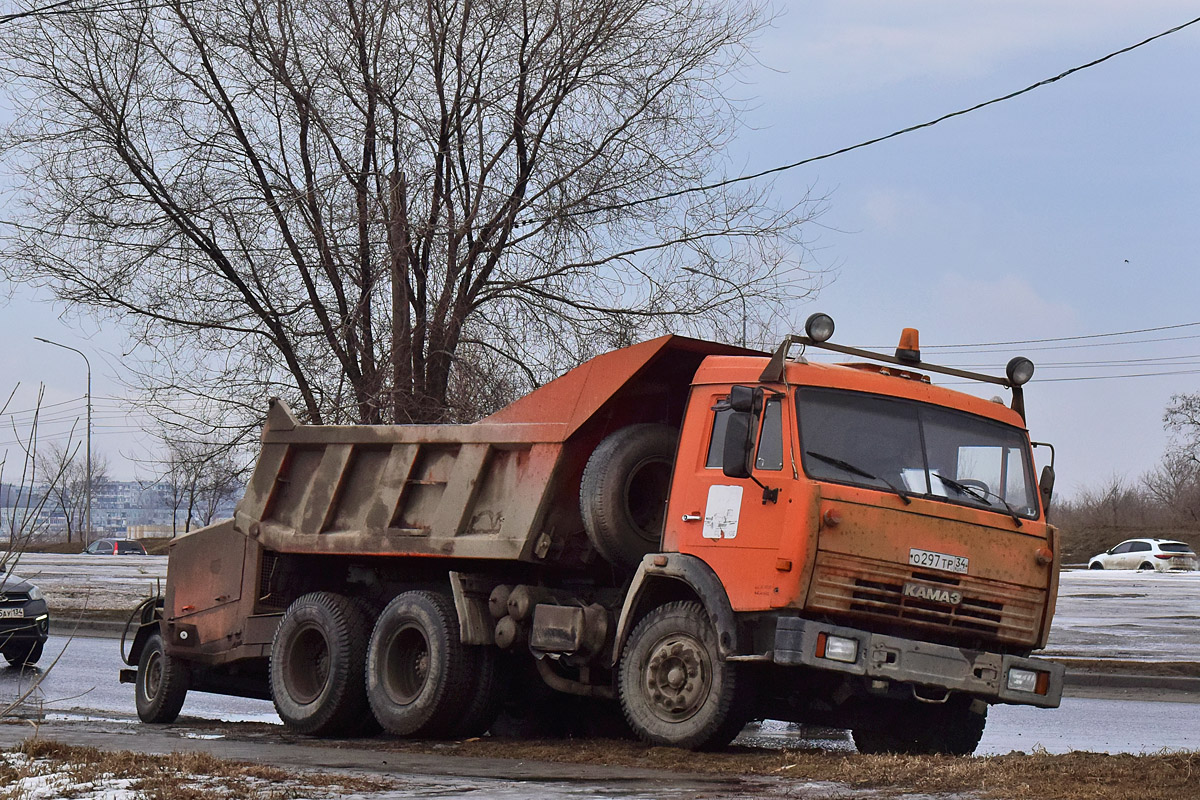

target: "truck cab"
[618,315,1061,753]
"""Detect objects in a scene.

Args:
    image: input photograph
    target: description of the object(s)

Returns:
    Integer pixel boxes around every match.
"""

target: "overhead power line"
[516,13,1200,229]
[916,321,1200,350]
[0,0,194,24]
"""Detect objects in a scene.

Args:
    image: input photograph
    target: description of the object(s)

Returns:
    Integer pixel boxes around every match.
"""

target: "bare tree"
[36,443,111,544]
[161,437,247,536]
[0,0,821,451]
[1063,474,1151,531]
[1141,448,1200,524]
[0,385,70,558]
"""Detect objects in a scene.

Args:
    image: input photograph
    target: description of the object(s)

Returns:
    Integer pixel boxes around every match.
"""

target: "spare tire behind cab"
[580,423,678,570]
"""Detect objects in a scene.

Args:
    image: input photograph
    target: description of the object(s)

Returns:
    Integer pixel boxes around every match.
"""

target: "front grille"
[0,593,30,605]
[808,551,1043,647]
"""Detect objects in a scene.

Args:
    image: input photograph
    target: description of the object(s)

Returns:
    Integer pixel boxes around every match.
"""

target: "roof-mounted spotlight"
[1006,356,1035,386]
[804,313,835,343]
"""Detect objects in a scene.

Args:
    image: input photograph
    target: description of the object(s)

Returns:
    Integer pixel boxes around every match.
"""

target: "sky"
[2,1,1200,498]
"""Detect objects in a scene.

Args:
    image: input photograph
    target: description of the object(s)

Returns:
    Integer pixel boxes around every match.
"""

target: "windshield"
[796,387,1040,520]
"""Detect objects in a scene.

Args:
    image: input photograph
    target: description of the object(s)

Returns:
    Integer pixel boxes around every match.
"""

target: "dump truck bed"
[228,335,758,565]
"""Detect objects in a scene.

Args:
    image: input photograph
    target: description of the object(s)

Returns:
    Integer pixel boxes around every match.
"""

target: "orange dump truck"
[120,314,1063,754]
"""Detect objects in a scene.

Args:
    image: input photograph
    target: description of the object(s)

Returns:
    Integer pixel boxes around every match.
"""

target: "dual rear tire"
[269,589,500,739]
[365,590,500,738]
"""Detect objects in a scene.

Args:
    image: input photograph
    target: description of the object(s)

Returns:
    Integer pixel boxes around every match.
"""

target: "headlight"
[804,313,835,343]
[27,586,43,601]
[817,632,859,663]
[1006,356,1035,386]
[1007,667,1050,695]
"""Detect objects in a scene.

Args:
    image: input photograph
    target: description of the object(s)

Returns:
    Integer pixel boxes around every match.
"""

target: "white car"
[1088,538,1198,572]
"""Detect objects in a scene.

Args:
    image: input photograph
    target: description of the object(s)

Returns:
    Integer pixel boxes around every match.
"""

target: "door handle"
[682,514,701,522]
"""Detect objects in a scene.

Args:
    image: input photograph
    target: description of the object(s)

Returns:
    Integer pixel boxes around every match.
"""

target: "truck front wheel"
[366,590,475,738]
[270,592,372,736]
[852,695,987,756]
[618,601,752,750]
[135,633,189,723]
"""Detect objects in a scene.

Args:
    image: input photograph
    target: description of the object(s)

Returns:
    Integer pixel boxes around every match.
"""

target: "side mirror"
[1038,464,1055,518]
[722,411,753,479]
[728,385,763,414]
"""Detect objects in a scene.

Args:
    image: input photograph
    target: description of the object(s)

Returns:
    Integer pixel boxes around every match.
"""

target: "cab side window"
[705,406,732,468]
[755,398,783,471]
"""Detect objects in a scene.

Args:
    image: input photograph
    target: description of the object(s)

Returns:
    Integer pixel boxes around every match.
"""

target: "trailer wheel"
[135,633,189,724]
[270,592,372,736]
[852,696,987,755]
[618,601,752,750]
[581,424,677,570]
[366,590,475,738]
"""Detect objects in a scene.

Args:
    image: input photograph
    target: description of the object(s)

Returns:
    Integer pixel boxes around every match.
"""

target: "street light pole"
[34,337,92,542]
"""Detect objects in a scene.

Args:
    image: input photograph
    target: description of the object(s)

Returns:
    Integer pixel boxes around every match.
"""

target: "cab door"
[664,387,798,611]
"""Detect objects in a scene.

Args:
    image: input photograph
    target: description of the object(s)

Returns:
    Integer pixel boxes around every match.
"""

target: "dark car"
[0,570,50,666]
[83,538,148,555]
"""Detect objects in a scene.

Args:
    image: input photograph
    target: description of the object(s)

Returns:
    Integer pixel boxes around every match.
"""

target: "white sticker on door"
[702,484,744,539]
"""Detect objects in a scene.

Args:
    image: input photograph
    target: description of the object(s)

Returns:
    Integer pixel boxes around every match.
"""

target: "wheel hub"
[145,651,163,698]
[643,634,711,721]
[385,624,431,705]
[285,623,331,705]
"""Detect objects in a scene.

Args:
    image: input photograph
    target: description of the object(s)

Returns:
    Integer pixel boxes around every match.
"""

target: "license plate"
[909,548,969,574]
[0,608,24,619]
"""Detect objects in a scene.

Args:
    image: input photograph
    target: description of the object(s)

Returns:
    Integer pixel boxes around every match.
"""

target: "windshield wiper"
[807,451,911,505]
[934,474,1023,527]
[934,474,992,505]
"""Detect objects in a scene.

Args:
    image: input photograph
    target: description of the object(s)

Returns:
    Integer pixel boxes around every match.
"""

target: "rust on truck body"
[229,335,752,562]
[131,317,1062,755]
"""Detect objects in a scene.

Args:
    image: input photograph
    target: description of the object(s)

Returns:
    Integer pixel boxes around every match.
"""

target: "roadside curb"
[50,619,129,639]
[1063,670,1200,693]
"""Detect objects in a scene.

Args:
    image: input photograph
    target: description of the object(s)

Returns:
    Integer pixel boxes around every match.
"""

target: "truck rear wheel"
[447,646,504,738]
[270,592,372,736]
[366,590,475,738]
[618,601,752,750]
[852,696,987,755]
[581,424,677,570]
[136,633,189,723]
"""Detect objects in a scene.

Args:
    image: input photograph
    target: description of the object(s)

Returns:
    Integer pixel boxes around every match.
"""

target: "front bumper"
[0,610,50,646]
[773,617,1063,708]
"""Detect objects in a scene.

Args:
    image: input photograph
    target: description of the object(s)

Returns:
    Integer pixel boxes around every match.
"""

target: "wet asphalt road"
[4,634,1196,757]
[4,555,1198,760]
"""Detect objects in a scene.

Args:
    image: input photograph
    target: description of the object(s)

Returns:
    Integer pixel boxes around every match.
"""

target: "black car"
[83,538,148,555]
[0,570,49,666]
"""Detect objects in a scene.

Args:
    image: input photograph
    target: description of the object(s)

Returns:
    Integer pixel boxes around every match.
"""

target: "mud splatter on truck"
[121,314,1062,754]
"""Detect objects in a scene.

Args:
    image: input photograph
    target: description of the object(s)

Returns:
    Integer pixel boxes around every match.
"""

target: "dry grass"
[2,734,1197,799]
[368,736,1200,800]
[0,740,393,800]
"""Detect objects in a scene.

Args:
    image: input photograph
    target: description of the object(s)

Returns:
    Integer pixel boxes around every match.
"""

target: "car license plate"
[909,548,969,574]
[0,608,24,619]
